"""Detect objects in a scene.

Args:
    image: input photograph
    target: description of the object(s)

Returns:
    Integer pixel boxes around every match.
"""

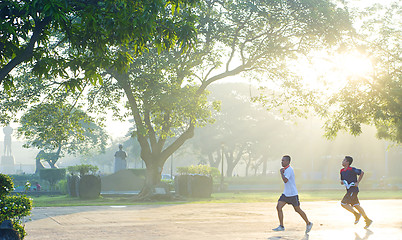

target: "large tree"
[87,0,351,197]
[321,2,402,143]
[17,102,108,168]
[0,0,197,90]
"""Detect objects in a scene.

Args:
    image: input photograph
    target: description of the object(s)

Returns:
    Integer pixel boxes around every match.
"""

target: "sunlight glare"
[335,51,373,78]
[295,51,373,93]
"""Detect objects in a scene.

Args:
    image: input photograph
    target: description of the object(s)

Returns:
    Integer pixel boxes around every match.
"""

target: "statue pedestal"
[1,156,15,174]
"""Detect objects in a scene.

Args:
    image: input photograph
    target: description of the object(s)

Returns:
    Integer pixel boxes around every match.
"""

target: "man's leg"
[293,206,309,224]
[276,201,286,227]
[354,205,369,220]
[342,203,363,224]
[294,205,313,233]
[354,204,372,228]
[341,203,359,215]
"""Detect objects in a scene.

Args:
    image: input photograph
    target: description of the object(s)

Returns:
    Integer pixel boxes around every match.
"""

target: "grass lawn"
[31,190,402,207]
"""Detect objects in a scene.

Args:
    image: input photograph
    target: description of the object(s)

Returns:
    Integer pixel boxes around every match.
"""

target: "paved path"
[24,200,402,240]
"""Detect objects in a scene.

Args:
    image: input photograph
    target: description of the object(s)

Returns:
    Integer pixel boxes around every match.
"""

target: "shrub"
[0,174,32,239]
[177,165,220,181]
[39,168,66,190]
[77,175,101,199]
[57,179,68,194]
[161,179,174,191]
[0,174,13,196]
[67,175,80,197]
[9,174,41,188]
[67,164,99,177]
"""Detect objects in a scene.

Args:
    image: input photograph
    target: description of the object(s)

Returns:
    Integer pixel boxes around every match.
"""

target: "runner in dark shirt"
[340,156,372,229]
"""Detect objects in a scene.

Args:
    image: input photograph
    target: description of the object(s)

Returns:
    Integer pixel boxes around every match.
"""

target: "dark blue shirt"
[340,167,362,192]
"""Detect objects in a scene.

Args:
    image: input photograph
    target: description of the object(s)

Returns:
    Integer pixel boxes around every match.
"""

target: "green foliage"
[67,164,99,177]
[39,168,66,189]
[57,179,68,195]
[0,174,14,196]
[321,2,402,143]
[161,179,175,191]
[0,174,32,239]
[17,102,108,166]
[0,0,198,89]
[177,165,220,180]
[86,0,352,194]
[77,175,101,199]
[9,175,41,187]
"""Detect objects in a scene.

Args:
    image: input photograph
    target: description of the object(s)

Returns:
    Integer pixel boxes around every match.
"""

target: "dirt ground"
[24,199,402,240]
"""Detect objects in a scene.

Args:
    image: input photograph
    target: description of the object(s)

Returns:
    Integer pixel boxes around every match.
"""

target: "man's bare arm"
[356,170,364,187]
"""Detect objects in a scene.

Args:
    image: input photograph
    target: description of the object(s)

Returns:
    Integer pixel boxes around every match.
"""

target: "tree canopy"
[17,102,108,167]
[0,0,197,90]
[84,0,352,196]
[1,0,353,198]
[322,2,402,143]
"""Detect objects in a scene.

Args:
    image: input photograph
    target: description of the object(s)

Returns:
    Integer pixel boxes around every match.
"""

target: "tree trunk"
[225,148,244,177]
[262,158,268,176]
[113,65,196,201]
[137,162,163,199]
[245,164,250,177]
[226,164,235,177]
[208,151,220,169]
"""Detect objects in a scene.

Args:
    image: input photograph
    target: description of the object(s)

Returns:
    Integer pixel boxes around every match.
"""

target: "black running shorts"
[278,194,300,207]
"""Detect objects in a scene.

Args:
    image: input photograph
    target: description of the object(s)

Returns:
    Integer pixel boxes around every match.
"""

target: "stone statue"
[35,150,59,173]
[3,125,13,157]
[35,150,46,174]
[114,144,127,173]
[1,125,15,174]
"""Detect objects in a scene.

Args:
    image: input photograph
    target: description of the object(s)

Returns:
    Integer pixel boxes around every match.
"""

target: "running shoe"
[272,225,285,231]
[354,213,362,224]
[305,222,313,233]
[364,219,373,229]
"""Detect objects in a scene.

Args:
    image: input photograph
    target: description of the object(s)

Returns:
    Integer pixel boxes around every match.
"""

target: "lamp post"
[170,154,173,178]
[221,142,224,192]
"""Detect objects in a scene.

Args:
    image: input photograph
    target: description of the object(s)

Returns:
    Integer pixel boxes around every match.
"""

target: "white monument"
[1,125,15,174]
[114,144,127,173]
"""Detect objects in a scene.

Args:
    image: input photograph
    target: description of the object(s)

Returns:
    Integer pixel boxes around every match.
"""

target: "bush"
[0,174,13,196]
[67,164,99,177]
[161,179,174,191]
[0,174,32,239]
[78,175,101,199]
[57,179,68,194]
[39,168,66,190]
[174,175,213,198]
[67,175,80,197]
[100,169,145,192]
[177,165,220,181]
[9,174,41,188]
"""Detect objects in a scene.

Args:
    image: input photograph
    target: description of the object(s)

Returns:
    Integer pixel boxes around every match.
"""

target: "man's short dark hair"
[345,156,353,165]
[283,155,291,162]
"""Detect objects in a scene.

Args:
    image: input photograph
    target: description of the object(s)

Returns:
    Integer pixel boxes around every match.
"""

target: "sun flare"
[334,51,373,78]
[296,51,373,92]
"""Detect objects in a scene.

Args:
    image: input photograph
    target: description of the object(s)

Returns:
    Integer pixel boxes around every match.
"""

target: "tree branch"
[0,16,52,85]
[160,119,194,161]
[113,71,152,160]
